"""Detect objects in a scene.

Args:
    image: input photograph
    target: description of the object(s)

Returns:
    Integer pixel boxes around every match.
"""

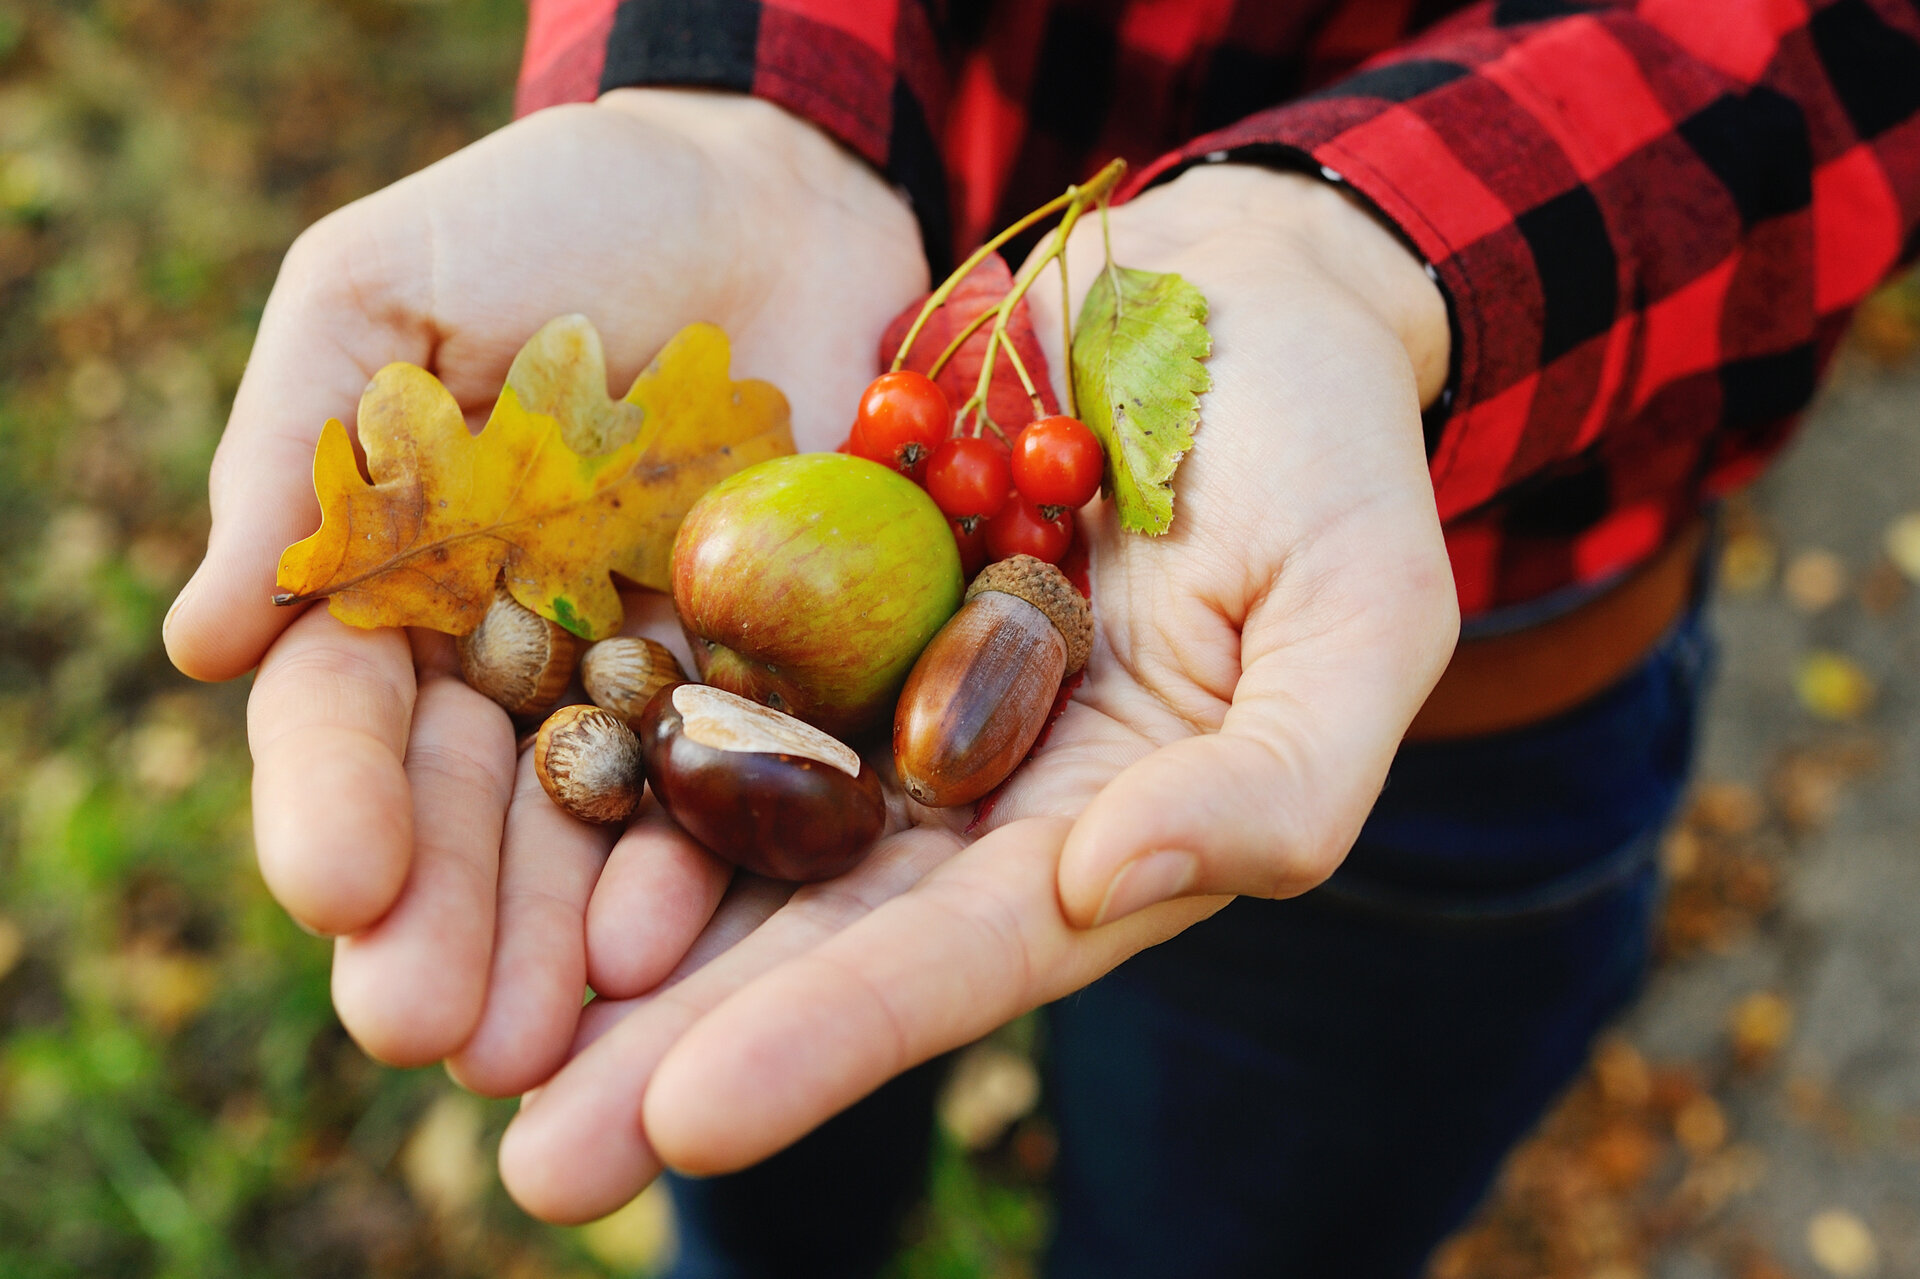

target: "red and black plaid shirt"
[517,0,1920,621]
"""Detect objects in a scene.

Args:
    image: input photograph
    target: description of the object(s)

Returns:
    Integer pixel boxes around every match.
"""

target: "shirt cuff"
[1126,140,1462,462]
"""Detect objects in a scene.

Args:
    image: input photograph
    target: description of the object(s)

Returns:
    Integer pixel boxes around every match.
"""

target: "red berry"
[1012,415,1103,510]
[949,517,989,580]
[925,437,1011,522]
[985,497,1073,565]
[853,371,949,479]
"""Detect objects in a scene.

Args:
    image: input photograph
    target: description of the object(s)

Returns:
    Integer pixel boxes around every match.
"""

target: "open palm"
[496,165,1461,1222]
[164,90,929,1087]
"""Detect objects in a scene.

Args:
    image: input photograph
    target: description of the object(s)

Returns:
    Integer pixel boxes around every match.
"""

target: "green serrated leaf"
[1070,265,1211,535]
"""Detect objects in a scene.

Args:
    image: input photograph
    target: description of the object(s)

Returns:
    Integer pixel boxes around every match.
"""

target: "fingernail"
[162,565,202,642]
[162,582,190,639]
[1092,849,1197,926]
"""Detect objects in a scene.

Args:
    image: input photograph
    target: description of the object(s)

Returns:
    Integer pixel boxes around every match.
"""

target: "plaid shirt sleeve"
[1132,0,1920,611]
[516,0,959,264]
[518,0,1920,616]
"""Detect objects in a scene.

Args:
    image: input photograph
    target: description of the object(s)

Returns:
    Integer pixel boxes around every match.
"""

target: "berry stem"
[954,392,983,438]
[1058,238,1077,420]
[1048,194,1092,420]
[953,392,1009,444]
[962,260,1034,433]
[926,305,998,382]
[891,195,1079,372]
[995,327,1046,420]
[891,159,1126,374]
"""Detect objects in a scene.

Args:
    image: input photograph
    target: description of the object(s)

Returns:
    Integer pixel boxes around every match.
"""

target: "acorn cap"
[458,583,580,717]
[965,555,1092,675]
[533,703,644,824]
[582,636,688,728]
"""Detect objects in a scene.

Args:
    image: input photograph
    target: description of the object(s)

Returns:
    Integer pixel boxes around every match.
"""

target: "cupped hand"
[164,90,929,1084]
[497,164,1461,1220]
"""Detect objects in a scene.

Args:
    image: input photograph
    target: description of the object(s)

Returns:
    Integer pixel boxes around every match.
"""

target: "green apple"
[670,453,964,739]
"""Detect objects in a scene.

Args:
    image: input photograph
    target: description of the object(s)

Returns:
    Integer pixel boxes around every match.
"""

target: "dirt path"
[1646,348,1920,1278]
[1430,337,1920,1279]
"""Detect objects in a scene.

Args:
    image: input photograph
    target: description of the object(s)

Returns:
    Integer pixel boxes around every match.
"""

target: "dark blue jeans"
[665,605,1712,1279]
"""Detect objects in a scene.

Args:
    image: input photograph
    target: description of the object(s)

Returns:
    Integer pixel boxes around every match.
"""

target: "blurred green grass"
[0,1,574,1270]
[0,2,1048,1274]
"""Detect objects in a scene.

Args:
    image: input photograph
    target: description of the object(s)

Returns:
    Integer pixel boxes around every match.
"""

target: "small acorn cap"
[965,555,1092,675]
[533,703,645,824]
[582,637,688,728]
[458,583,580,717]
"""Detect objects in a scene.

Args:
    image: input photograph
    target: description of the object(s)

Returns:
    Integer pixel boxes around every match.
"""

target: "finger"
[585,812,733,999]
[498,826,958,1224]
[640,817,1223,1174]
[331,675,516,1066]
[165,204,433,682]
[248,610,417,935]
[1056,582,1454,927]
[445,747,619,1098]
[567,871,798,1062]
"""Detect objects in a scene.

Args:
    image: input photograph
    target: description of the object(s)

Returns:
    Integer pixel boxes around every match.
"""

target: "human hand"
[496,164,1461,1220]
[162,90,929,1086]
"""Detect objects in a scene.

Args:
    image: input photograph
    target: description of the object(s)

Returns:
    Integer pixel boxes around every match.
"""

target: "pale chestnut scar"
[674,683,862,777]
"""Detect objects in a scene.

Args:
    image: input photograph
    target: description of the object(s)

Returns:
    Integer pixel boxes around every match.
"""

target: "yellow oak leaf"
[275,320,793,640]
[505,312,649,456]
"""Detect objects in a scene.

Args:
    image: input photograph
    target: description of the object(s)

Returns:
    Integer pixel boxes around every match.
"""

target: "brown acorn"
[458,583,580,718]
[581,637,687,728]
[639,682,885,881]
[533,703,645,825]
[893,555,1092,808]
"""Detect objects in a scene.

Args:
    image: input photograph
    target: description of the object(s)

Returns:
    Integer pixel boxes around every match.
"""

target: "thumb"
[1057,621,1450,928]
[164,210,431,682]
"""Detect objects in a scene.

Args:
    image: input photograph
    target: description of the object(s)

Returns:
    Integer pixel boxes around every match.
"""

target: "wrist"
[1156,165,1451,409]
[581,89,927,449]
[595,88,926,290]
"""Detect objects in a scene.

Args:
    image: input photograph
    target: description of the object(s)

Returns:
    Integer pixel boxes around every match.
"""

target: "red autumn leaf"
[879,253,1059,449]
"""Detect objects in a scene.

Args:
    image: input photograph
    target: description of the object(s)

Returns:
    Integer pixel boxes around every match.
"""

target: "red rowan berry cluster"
[841,370,1101,575]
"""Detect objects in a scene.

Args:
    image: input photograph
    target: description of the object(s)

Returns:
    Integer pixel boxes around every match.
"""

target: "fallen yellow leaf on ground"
[0,917,21,984]
[939,1043,1042,1151]
[1674,1094,1728,1155]
[1783,548,1847,613]
[1730,991,1794,1069]
[1719,529,1778,595]
[1884,511,1920,584]
[1807,1207,1879,1277]
[1795,651,1874,721]
[400,1091,489,1220]
[579,1181,677,1271]
[1692,781,1765,836]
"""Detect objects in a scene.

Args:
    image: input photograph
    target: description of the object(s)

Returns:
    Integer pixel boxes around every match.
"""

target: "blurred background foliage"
[0,1,1049,1273]
[0,1,596,1274]
[3,1,1917,1277]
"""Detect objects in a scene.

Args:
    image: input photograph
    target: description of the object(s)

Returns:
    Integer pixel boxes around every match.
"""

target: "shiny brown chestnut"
[638,682,886,881]
[893,555,1092,808]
